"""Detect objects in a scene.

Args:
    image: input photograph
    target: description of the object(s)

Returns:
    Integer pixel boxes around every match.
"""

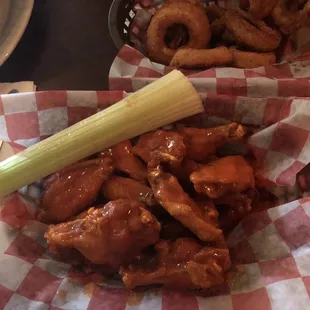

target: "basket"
[108,0,218,50]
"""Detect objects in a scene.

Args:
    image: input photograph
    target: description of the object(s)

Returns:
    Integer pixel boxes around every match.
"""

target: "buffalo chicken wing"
[36,158,113,223]
[132,130,186,167]
[121,238,231,289]
[39,122,267,291]
[102,175,157,207]
[179,123,246,161]
[45,199,161,268]
[190,155,255,199]
[148,161,223,241]
[100,140,147,183]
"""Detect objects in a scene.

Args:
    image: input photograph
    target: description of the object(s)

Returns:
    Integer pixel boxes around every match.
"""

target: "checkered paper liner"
[109,0,310,94]
[1,91,310,309]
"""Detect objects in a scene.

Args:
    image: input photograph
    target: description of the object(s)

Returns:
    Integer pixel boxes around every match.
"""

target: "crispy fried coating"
[230,47,276,68]
[249,0,278,19]
[271,0,310,35]
[170,46,233,69]
[146,1,210,64]
[225,9,282,52]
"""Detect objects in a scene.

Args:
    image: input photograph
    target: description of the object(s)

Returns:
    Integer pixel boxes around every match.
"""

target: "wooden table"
[0,0,117,90]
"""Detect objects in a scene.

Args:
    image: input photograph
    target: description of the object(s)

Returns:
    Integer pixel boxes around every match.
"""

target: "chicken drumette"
[36,158,113,223]
[190,155,255,199]
[121,238,231,290]
[45,199,161,268]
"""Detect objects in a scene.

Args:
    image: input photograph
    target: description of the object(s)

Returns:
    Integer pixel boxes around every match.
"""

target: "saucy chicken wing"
[48,245,119,276]
[179,123,245,161]
[215,190,255,213]
[132,130,186,167]
[45,199,161,268]
[161,218,195,240]
[100,140,147,183]
[190,156,255,199]
[172,158,199,183]
[121,238,231,289]
[102,175,157,207]
[148,161,223,241]
[36,158,113,223]
[194,198,228,249]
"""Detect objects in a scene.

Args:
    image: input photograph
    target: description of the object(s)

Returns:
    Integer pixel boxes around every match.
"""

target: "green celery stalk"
[0,70,203,197]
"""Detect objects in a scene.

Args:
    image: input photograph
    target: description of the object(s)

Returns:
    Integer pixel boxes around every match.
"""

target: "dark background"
[0,0,117,90]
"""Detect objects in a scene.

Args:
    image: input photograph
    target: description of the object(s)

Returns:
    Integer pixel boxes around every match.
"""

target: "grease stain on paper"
[127,290,145,306]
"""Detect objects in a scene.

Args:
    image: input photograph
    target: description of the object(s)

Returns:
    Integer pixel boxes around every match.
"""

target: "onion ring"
[165,24,189,49]
[229,47,276,68]
[206,5,226,38]
[146,1,211,65]
[206,4,226,21]
[225,9,282,52]
[239,0,249,10]
[271,0,310,35]
[169,46,233,69]
[210,17,226,37]
[248,0,278,19]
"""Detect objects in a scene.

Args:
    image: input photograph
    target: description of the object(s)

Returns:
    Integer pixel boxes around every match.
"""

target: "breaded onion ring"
[206,4,226,21]
[271,0,310,35]
[229,47,276,68]
[210,17,226,37]
[249,0,278,19]
[206,5,226,38]
[225,9,282,52]
[170,46,233,69]
[239,0,249,10]
[146,1,211,65]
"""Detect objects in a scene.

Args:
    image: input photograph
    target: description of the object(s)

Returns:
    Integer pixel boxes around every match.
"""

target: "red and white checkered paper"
[109,0,310,94]
[1,91,310,309]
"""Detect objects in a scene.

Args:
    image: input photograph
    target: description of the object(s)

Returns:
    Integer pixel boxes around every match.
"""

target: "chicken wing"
[132,130,186,167]
[121,238,231,289]
[215,190,255,214]
[161,218,195,240]
[179,123,245,161]
[171,157,198,183]
[195,197,219,225]
[190,156,255,199]
[101,175,157,207]
[45,199,161,268]
[48,245,118,276]
[194,198,228,249]
[100,140,147,183]
[36,158,113,223]
[148,161,223,241]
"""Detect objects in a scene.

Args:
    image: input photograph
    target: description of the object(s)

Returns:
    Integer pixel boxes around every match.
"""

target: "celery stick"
[0,70,203,197]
